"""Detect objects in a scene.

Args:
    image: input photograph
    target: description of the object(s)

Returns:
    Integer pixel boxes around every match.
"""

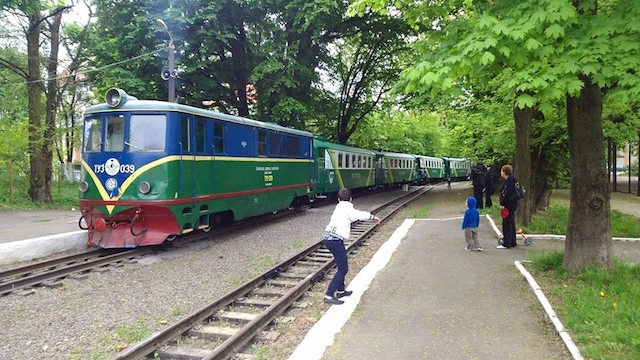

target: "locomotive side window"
[181,116,190,152]
[129,114,166,151]
[258,130,266,156]
[105,115,124,152]
[213,122,224,154]
[284,135,300,157]
[196,118,206,153]
[83,117,102,152]
[338,153,343,167]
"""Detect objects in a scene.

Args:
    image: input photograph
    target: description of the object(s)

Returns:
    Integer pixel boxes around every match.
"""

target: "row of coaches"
[79,89,470,248]
[313,139,471,196]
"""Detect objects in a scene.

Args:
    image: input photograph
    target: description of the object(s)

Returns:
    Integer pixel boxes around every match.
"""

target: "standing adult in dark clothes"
[484,165,498,208]
[470,162,486,209]
[497,164,517,249]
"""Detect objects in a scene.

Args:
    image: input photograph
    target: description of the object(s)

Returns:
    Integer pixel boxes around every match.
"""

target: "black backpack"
[512,181,526,201]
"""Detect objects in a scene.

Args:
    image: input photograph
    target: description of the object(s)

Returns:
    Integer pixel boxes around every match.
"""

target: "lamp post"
[156,19,175,103]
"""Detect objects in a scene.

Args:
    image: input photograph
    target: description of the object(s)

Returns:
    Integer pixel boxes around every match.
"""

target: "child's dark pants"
[323,234,349,297]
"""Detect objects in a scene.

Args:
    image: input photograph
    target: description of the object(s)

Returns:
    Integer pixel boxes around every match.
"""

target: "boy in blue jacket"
[462,196,482,251]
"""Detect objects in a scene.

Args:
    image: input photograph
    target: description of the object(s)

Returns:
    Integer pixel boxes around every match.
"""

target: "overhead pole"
[156,19,175,103]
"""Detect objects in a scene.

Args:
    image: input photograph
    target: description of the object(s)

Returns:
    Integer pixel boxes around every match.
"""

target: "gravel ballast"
[0,188,415,359]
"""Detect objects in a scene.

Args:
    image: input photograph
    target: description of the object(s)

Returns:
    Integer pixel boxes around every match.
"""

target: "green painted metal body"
[313,139,377,194]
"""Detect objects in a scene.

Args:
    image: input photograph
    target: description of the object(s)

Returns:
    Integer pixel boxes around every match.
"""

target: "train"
[79,89,471,248]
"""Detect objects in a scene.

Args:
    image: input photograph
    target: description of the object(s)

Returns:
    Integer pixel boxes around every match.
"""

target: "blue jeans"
[323,234,348,297]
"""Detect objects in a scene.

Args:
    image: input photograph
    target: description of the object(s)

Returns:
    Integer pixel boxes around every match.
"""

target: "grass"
[528,252,640,360]
[0,171,78,210]
[411,203,434,218]
[481,200,640,238]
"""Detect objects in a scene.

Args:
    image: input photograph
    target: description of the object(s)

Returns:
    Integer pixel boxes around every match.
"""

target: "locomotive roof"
[84,100,313,138]
[313,139,376,155]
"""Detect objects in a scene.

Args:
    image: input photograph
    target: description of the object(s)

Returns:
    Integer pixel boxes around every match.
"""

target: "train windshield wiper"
[124,141,146,151]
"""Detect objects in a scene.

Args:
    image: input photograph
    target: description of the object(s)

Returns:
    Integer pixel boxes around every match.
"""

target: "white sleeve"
[348,207,374,222]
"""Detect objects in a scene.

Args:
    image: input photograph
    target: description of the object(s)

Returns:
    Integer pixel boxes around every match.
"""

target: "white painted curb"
[522,234,640,242]
[288,219,415,360]
[485,214,502,237]
[515,261,583,360]
[0,231,88,266]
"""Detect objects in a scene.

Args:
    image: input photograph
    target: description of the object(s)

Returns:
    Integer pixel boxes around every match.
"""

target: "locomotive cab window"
[129,114,166,151]
[181,116,190,152]
[196,118,206,153]
[105,115,124,152]
[258,130,266,156]
[213,122,224,154]
[83,116,102,152]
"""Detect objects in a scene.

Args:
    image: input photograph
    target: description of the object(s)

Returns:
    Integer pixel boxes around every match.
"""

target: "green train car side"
[443,157,472,180]
[313,139,377,195]
[374,151,416,186]
[413,155,446,184]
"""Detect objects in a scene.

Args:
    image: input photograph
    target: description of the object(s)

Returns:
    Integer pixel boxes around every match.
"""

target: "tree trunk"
[27,12,47,203]
[40,12,63,203]
[512,99,533,226]
[563,75,612,274]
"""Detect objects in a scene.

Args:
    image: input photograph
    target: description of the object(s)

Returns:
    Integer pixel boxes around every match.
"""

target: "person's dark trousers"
[485,192,493,207]
[323,237,348,296]
[473,187,484,209]
[502,210,517,247]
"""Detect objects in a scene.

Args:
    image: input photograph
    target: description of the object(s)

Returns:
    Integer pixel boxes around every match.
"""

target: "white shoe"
[475,247,483,251]
[496,245,507,249]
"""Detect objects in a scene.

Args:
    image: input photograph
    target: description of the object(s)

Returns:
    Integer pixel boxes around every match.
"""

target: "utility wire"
[1,47,165,87]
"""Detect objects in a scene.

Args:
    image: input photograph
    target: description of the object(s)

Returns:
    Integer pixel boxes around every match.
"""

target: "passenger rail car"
[313,139,377,196]
[79,89,314,248]
[443,157,472,180]
[414,155,446,184]
[374,151,416,186]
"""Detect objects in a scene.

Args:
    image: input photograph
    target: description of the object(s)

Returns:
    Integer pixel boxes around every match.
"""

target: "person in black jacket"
[470,162,486,209]
[484,165,498,208]
[498,164,518,249]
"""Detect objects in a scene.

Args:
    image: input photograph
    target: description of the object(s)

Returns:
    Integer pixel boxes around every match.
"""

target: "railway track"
[0,205,311,297]
[114,186,429,360]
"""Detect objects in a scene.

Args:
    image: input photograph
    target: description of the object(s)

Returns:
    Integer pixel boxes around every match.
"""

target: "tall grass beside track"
[529,252,640,360]
[0,171,78,210]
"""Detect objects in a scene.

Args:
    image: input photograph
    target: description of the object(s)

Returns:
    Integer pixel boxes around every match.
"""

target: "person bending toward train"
[498,164,518,249]
[462,196,483,251]
[484,165,498,208]
[323,188,381,305]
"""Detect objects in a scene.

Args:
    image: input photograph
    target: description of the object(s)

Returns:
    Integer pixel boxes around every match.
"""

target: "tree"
[353,0,640,272]
[0,2,71,203]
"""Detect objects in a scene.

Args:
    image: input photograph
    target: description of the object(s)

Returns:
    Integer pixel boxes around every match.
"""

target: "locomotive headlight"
[138,181,151,194]
[79,181,89,193]
[105,88,128,108]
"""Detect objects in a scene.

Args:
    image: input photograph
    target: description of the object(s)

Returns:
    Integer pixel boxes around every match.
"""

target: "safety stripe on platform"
[288,219,415,360]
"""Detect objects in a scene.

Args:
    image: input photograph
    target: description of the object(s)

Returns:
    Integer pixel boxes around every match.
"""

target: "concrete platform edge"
[0,231,88,266]
[487,213,583,359]
[288,219,416,360]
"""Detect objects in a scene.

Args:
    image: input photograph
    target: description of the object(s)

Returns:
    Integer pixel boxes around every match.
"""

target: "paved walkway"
[0,210,80,244]
[291,183,640,359]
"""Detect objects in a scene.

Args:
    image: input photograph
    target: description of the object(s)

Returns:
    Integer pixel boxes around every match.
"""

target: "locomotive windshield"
[128,114,166,151]
[105,115,124,152]
[83,116,102,152]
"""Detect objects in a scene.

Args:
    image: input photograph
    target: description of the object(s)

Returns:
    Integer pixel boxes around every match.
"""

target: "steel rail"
[0,205,311,296]
[115,186,429,360]
[0,247,151,296]
[0,249,117,281]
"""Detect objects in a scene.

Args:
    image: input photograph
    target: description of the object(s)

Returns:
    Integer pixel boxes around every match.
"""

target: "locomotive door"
[179,115,196,200]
